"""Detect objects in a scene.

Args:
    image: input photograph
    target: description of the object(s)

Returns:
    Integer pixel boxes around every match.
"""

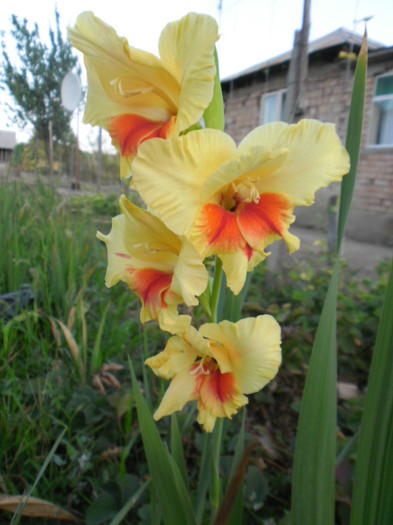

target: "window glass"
[260,90,286,125]
[368,74,393,146]
[262,93,279,124]
[376,76,393,97]
[376,99,393,145]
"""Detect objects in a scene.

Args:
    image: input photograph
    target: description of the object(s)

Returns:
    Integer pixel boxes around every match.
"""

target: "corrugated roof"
[0,130,16,150]
[222,27,384,82]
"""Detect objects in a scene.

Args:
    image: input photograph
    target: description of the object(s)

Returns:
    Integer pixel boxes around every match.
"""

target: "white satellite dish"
[61,72,81,112]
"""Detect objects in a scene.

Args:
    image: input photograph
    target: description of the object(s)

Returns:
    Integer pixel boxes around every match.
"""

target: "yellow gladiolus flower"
[146,315,282,432]
[132,120,350,294]
[97,195,208,334]
[68,12,219,178]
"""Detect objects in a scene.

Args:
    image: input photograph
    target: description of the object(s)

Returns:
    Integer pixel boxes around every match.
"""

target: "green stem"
[209,257,223,323]
[196,432,212,523]
[211,418,224,520]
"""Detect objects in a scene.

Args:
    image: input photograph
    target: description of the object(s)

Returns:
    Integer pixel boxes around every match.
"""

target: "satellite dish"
[61,72,81,111]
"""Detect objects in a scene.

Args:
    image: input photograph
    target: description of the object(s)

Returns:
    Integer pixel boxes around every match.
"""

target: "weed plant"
[0,179,390,523]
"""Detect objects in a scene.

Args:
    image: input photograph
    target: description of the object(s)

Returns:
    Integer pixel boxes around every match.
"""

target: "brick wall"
[222,51,393,244]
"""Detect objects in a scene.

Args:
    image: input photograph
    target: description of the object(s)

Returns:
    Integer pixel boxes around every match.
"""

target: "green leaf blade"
[203,47,225,131]
[130,363,196,525]
[290,262,339,525]
[170,414,189,488]
[350,258,393,525]
[337,33,368,251]
[290,31,368,525]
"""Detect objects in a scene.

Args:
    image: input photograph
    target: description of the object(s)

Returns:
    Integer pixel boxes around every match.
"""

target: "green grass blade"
[10,428,67,525]
[350,258,393,524]
[337,33,368,251]
[90,300,111,374]
[290,259,339,525]
[108,480,150,525]
[120,431,140,479]
[130,362,196,525]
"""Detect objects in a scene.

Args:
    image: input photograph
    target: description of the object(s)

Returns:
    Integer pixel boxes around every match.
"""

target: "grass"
[0,178,391,524]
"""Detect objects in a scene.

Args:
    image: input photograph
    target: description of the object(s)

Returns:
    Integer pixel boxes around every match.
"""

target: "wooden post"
[73,105,80,190]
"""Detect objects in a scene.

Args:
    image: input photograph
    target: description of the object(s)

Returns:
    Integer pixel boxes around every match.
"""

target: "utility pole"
[284,0,311,123]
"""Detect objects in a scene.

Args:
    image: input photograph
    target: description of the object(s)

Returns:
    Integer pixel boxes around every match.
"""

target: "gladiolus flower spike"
[82,9,351,433]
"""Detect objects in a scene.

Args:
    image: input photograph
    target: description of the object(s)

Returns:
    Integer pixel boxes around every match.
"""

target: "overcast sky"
[1,0,392,148]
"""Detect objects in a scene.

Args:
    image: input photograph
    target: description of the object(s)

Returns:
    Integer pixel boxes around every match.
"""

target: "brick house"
[221,28,393,246]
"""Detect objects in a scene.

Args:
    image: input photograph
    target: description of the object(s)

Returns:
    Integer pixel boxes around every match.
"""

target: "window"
[260,90,286,124]
[368,74,393,146]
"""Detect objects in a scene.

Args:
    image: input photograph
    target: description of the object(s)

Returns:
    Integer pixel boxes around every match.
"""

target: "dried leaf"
[0,495,80,521]
[101,372,122,391]
[92,374,106,394]
[100,446,123,458]
[101,363,124,372]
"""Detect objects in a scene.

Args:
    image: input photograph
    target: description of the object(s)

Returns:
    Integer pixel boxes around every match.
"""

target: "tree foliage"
[1,9,78,145]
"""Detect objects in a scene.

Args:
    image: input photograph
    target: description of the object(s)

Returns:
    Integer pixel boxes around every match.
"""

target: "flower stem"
[211,418,224,520]
[209,256,223,323]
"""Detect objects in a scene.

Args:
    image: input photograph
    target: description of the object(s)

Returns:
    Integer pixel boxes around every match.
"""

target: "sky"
[1,0,393,150]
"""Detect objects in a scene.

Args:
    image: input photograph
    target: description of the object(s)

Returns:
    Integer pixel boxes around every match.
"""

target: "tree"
[1,9,78,164]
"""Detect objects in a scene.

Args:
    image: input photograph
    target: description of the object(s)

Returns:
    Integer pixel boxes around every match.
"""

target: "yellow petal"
[119,195,181,256]
[238,120,350,207]
[132,129,237,238]
[196,410,217,433]
[199,147,288,205]
[171,239,208,306]
[97,215,133,287]
[157,308,192,335]
[199,315,282,394]
[247,248,270,273]
[159,12,219,133]
[68,12,178,127]
[145,335,197,379]
[219,251,250,296]
[153,369,197,421]
[97,197,205,331]
[197,390,248,432]
[69,11,219,168]
[198,371,248,419]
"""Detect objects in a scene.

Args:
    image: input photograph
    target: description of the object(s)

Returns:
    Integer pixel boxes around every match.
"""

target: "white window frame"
[259,89,287,125]
[367,72,393,148]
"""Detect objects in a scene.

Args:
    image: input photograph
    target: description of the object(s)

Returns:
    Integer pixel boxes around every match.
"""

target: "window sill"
[364,144,393,154]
